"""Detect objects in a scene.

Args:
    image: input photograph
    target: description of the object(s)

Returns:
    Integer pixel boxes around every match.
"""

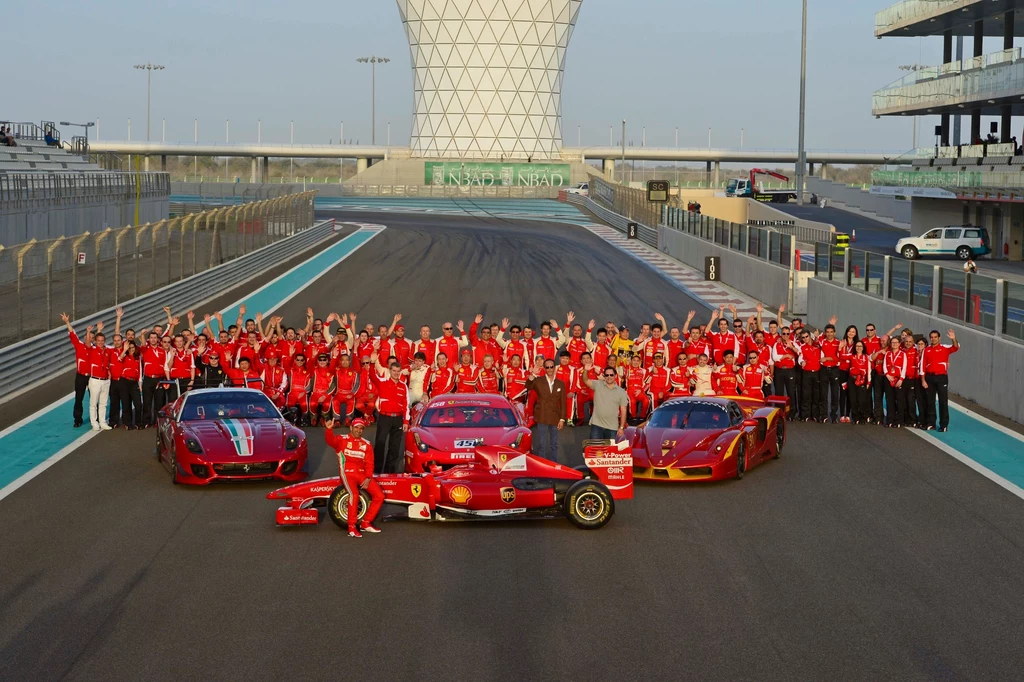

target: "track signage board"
[426,162,571,187]
[646,180,670,203]
[704,256,720,281]
[627,223,638,239]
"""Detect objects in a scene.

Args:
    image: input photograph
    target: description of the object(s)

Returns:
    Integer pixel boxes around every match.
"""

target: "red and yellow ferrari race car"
[404,393,532,472]
[155,388,309,485]
[268,442,633,530]
[625,396,787,482]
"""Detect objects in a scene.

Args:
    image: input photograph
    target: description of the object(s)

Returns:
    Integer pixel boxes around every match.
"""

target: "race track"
[2,211,1024,681]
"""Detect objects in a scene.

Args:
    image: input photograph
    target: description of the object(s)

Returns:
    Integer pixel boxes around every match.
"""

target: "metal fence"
[0,171,170,210]
[812,243,1024,342]
[662,205,794,269]
[0,191,316,347]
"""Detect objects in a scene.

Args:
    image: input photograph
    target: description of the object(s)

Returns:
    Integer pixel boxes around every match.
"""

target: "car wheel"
[774,418,785,458]
[735,439,746,479]
[327,485,369,530]
[169,450,179,484]
[563,480,614,530]
[956,246,973,260]
[901,245,918,260]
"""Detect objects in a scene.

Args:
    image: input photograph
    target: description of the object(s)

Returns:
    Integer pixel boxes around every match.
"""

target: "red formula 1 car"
[156,388,309,485]
[404,393,532,472]
[625,396,787,482]
[268,442,633,530]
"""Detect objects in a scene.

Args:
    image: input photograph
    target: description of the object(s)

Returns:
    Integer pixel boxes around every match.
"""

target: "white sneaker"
[100,423,112,431]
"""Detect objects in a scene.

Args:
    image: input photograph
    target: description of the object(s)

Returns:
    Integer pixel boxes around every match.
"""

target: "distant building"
[396,0,582,160]
[871,0,1024,259]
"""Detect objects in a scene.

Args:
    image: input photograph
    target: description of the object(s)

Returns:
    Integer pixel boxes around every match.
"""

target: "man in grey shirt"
[587,367,629,441]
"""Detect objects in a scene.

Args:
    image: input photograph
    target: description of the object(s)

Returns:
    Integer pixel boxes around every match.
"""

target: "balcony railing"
[870,167,1024,191]
[873,48,1024,114]
[875,0,967,35]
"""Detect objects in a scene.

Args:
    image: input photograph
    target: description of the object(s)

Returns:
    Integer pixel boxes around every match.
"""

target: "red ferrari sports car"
[404,393,532,472]
[624,395,787,482]
[269,441,633,530]
[155,388,309,485]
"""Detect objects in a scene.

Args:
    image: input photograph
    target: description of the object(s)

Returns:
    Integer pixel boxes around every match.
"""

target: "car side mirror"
[742,418,759,428]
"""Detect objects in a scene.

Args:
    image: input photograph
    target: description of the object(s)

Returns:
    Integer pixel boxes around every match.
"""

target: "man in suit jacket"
[526,358,566,463]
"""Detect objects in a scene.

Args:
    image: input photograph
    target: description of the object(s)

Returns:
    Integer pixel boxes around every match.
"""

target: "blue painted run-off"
[0,229,377,491]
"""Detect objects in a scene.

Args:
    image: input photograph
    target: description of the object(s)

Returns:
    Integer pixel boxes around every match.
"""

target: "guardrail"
[0,191,316,346]
[0,120,44,142]
[0,215,332,400]
[811,243,1024,343]
[0,172,171,211]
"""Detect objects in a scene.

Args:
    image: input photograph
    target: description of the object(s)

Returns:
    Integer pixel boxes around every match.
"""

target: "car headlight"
[185,437,203,454]
[714,444,723,453]
[413,433,429,453]
[285,434,300,451]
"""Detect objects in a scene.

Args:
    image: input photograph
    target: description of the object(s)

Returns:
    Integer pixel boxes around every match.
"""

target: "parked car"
[566,182,589,196]
[896,226,991,261]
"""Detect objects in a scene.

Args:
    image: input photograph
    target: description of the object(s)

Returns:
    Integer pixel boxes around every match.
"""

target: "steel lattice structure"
[396,0,582,160]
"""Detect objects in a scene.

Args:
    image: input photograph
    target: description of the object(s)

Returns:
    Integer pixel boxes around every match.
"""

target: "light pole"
[796,0,808,205]
[133,63,165,141]
[59,121,95,157]
[621,119,626,186]
[356,56,390,145]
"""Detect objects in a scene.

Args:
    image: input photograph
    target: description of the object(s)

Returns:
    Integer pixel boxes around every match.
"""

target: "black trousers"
[838,369,851,418]
[871,374,886,423]
[883,381,904,426]
[924,373,950,429]
[107,378,124,426]
[914,378,927,427]
[849,383,871,422]
[819,366,841,420]
[142,377,160,425]
[773,367,798,416]
[120,378,143,427]
[902,381,918,425]
[73,372,89,424]
[800,370,821,420]
[374,414,405,474]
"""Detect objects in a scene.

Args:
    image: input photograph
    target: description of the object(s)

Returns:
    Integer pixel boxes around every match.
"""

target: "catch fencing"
[0,191,316,347]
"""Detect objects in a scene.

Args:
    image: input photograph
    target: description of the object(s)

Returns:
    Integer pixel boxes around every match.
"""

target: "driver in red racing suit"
[324,418,384,538]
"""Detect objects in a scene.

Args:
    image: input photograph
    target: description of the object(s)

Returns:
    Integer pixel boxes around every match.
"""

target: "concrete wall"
[808,176,912,225]
[658,225,794,310]
[0,197,168,245]
[675,194,751,224]
[909,197,958,237]
[807,278,1024,424]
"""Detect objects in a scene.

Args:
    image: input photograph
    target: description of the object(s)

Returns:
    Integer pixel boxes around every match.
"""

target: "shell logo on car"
[449,485,472,505]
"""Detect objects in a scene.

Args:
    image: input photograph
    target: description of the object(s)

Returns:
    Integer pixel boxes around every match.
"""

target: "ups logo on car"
[500,487,516,504]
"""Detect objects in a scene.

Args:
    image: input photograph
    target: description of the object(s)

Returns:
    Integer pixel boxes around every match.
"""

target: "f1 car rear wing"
[582,440,633,500]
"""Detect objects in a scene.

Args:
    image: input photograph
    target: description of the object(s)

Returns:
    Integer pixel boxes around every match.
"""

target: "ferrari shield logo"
[500,487,516,504]
[411,484,422,498]
[499,453,508,463]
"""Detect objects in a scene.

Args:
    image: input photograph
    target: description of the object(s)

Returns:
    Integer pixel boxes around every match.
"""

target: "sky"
[5,0,992,152]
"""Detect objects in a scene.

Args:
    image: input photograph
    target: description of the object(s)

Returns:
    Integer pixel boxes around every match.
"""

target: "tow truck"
[725,169,798,203]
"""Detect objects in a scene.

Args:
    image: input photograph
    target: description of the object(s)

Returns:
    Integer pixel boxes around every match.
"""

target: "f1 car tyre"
[775,419,785,458]
[563,480,614,530]
[327,485,369,530]
[735,439,746,479]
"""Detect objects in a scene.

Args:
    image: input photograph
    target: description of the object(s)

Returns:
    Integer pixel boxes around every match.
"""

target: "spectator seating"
[0,140,102,173]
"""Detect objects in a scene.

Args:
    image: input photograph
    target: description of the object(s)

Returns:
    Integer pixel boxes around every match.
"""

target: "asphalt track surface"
[2,211,1024,681]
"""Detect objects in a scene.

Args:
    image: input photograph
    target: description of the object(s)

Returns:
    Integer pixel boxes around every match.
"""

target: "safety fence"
[0,172,170,210]
[0,191,316,347]
[812,243,1024,342]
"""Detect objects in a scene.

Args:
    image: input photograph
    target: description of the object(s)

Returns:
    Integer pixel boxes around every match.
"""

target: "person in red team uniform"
[623,354,650,424]
[576,352,599,423]
[225,356,263,391]
[62,312,97,428]
[84,330,115,431]
[900,331,921,428]
[354,355,380,424]
[455,348,480,393]
[261,351,288,409]
[837,325,859,423]
[329,353,361,424]
[712,351,741,397]
[638,319,668,369]
[817,319,842,423]
[882,336,908,428]
[166,334,196,401]
[307,353,335,426]
[706,307,741,366]
[427,352,456,397]
[669,353,692,396]
[534,321,562,363]
[793,328,823,422]
[324,418,384,538]
[477,355,501,394]
[503,353,529,403]
[847,341,873,424]
[646,353,672,409]
[741,351,771,400]
[374,362,410,474]
[560,313,593,367]
[413,325,439,365]
[284,354,311,425]
[860,323,886,424]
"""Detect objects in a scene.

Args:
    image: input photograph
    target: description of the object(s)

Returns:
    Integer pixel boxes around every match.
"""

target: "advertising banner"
[426,162,571,187]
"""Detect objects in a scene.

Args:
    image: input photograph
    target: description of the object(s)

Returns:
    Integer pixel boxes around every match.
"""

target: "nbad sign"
[426,162,570,187]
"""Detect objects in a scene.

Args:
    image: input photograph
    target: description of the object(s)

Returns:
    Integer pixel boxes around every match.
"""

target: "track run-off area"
[2,207,1024,680]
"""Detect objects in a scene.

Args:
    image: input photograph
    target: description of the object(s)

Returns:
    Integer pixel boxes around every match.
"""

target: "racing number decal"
[500,487,516,504]
[455,439,478,449]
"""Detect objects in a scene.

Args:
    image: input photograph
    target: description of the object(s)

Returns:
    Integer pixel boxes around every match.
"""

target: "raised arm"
[115,306,123,337]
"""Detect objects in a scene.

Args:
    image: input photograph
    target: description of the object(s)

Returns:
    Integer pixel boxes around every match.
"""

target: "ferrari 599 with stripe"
[155,388,309,485]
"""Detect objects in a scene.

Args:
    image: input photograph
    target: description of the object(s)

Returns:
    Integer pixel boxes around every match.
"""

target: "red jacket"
[455,363,480,393]
[477,367,501,394]
[141,345,167,378]
[818,337,841,367]
[504,366,529,400]
[69,331,90,375]
[922,343,958,375]
[325,429,374,477]
[376,378,410,423]
[86,345,114,379]
[797,343,822,372]
[428,366,456,396]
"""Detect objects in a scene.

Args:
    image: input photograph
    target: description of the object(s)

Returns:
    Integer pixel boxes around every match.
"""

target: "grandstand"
[0,120,102,172]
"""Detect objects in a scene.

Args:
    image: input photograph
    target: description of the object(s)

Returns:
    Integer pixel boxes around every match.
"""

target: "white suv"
[566,182,588,196]
[895,226,991,260]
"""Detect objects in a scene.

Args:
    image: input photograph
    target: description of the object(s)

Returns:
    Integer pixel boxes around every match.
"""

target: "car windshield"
[421,406,517,428]
[179,391,277,421]
[648,402,728,430]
